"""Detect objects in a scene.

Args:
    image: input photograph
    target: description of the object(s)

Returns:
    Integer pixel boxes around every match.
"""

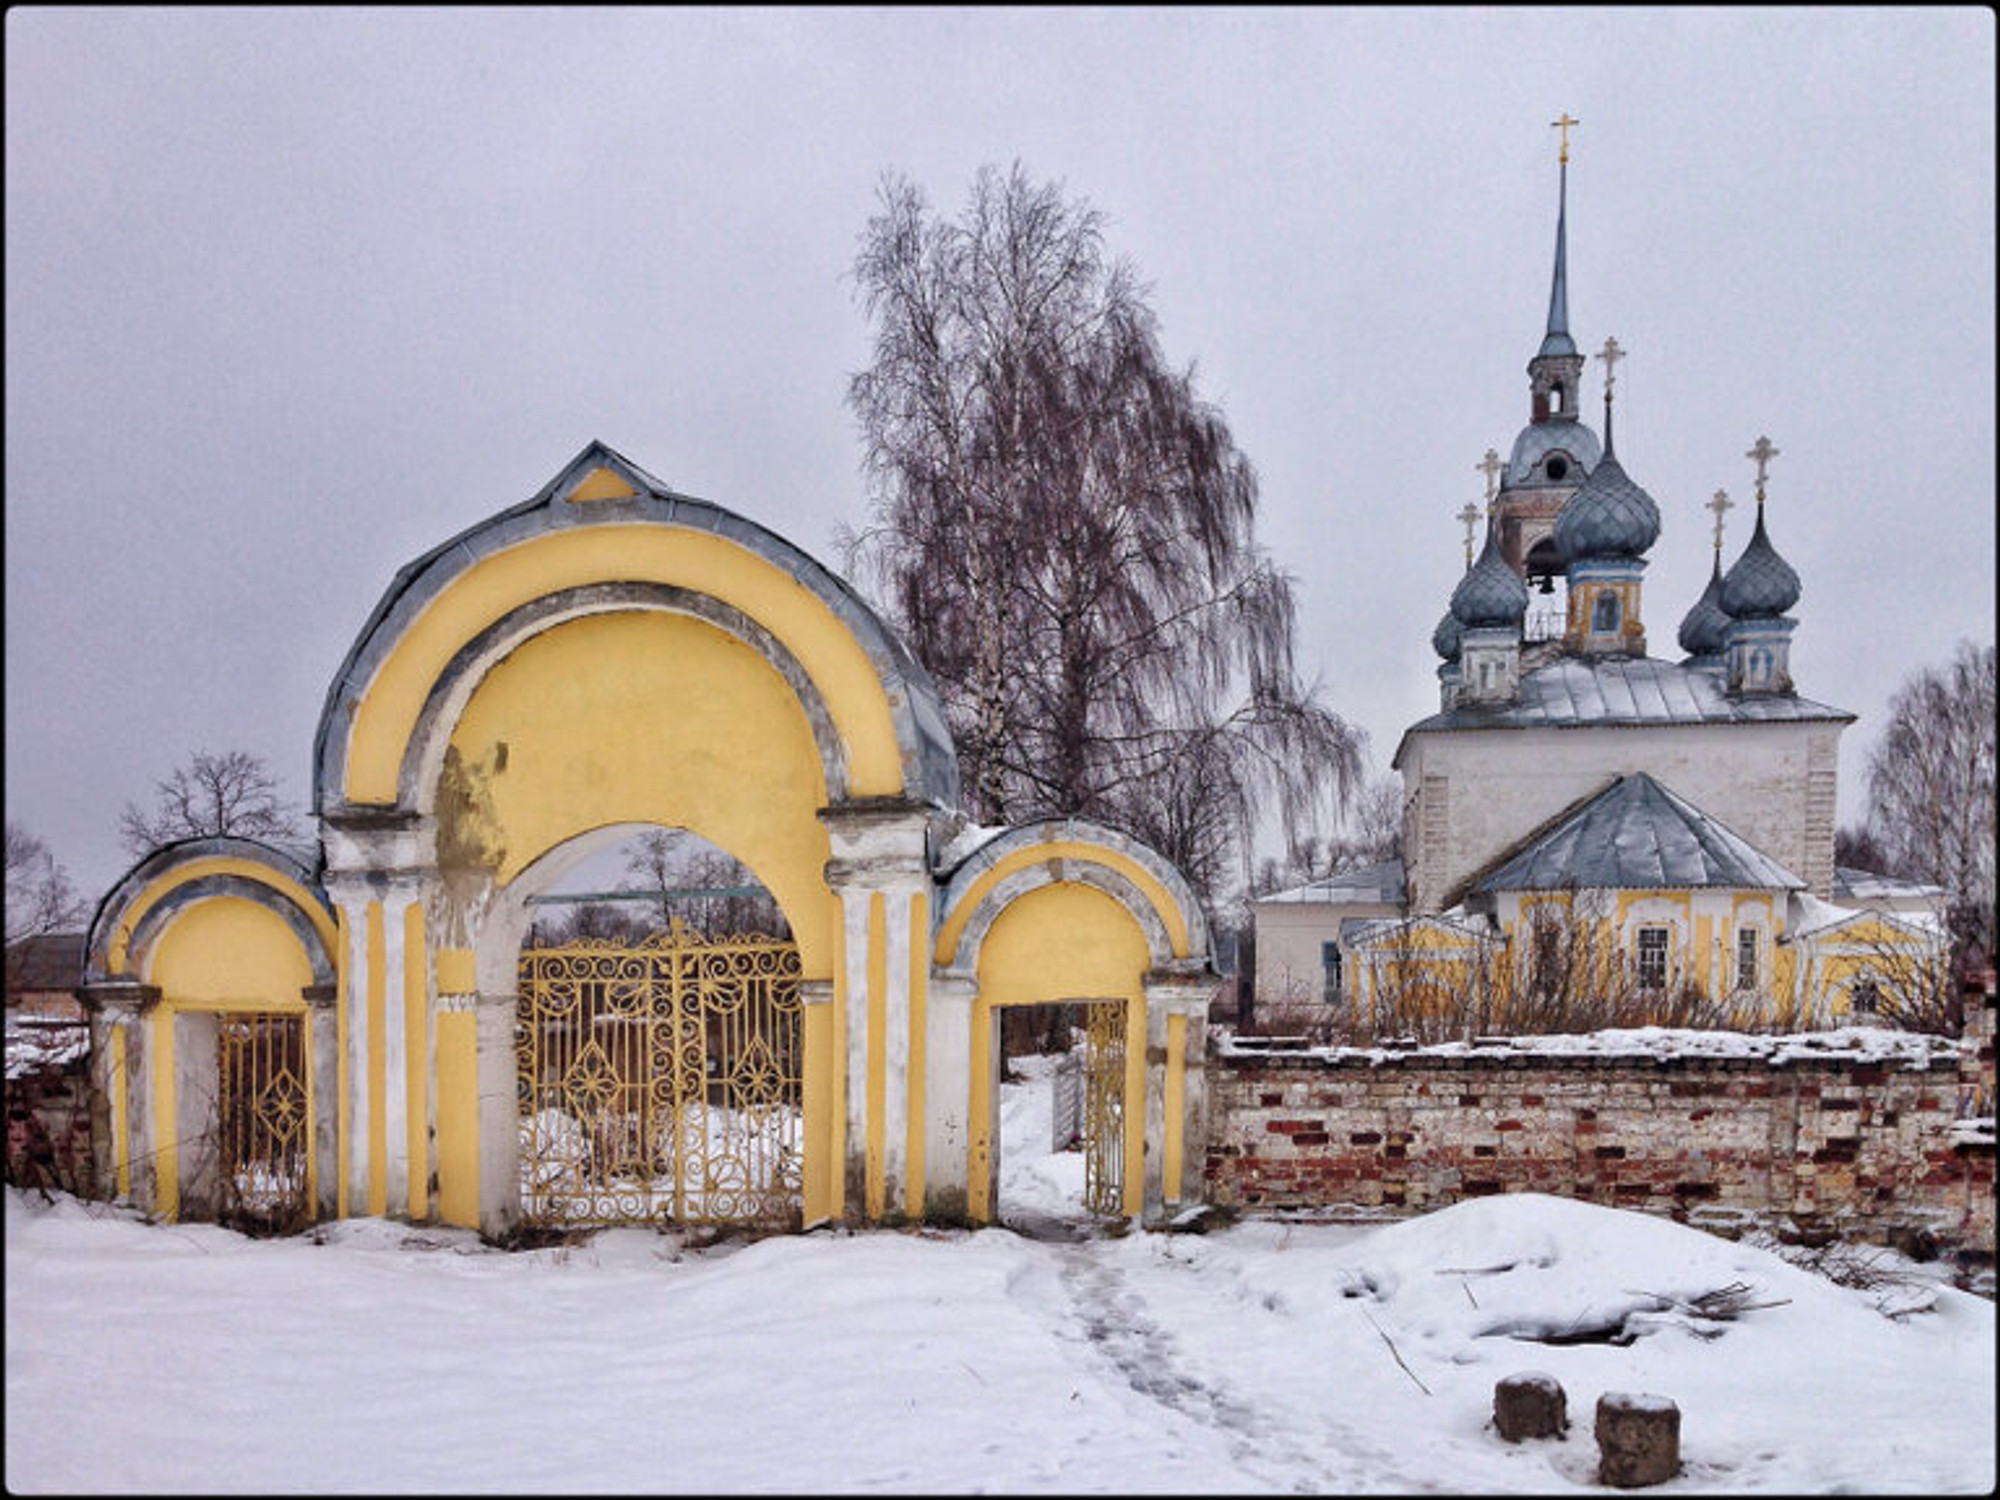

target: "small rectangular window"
[1735,927,1758,990]
[1636,926,1669,991]
[1321,941,1343,1004]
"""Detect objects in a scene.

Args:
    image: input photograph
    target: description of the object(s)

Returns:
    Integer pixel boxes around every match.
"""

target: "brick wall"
[1206,1004,1995,1260]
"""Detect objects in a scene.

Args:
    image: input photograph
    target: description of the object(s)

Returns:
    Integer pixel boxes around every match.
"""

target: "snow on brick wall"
[1205,1025,1995,1258]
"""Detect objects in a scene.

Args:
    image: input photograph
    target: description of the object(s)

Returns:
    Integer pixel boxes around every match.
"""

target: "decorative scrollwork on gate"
[216,1012,311,1231]
[1082,1000,1126,1217]
[517,924,803,1228]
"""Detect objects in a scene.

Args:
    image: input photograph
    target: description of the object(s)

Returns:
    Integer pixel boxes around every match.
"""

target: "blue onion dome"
[1432,606,1464,662]
[1550,415,1660,561]
[1678,553,1731,657]
[1450,523,1529,629]
[1719,502,1801,619]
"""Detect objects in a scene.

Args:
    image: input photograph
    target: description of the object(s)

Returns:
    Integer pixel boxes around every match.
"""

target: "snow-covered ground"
[6,1053,1993,1493]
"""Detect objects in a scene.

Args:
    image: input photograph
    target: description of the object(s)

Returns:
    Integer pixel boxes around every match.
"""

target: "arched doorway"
[506,824,805,1230]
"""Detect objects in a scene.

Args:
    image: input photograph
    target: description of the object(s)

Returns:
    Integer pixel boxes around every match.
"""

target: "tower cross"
[1457,500,1483,569]
[1477,447,1504,503]
[1747,434,1780,495]
[1596,335,1626,397]
[1552,112,1579,164]
[1707,488,1734,552]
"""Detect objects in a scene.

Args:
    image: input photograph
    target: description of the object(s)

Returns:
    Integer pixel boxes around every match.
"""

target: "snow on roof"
[1791,890,1946,941]
[1257,858,1406,906]
[1220,1023,1965,1070]
[1472,773,1803,894]
[1833,866,1944,904]
[1395,654,1854,765]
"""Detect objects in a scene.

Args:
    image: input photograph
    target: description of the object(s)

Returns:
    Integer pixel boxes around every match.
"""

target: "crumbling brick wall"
[1206,1008,1995,1260]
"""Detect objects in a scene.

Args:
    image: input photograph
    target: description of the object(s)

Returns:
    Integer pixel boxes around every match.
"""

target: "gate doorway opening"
[515,827,802,1231]
[994,999,1127,1235]
[214,1012,312,1235]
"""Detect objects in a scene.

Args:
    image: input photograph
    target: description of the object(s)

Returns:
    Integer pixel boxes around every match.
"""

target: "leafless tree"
[5,823,87,948]
[844,163,1363,912]
[118,749,303,857]
[1863,640,1996,980]
[619,829,787,939]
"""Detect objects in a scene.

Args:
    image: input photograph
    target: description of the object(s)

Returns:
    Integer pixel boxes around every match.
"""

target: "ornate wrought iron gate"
[1081,1000,1126,1216]
[516,926,803,1228]
[215,1013,311,1230]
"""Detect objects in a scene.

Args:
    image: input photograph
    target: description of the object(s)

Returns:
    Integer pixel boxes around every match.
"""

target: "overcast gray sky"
[7,7,1995,906]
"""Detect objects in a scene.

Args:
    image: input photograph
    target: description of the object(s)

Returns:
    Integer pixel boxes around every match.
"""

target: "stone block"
[1494,1372,1568,1441]
[1595,1391,1680,1487]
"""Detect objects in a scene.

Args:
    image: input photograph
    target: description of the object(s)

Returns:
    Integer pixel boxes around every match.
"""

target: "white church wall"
[1402,718,1842,911]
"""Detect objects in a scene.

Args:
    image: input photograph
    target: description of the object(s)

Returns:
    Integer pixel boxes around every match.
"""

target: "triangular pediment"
[541,441,676,507]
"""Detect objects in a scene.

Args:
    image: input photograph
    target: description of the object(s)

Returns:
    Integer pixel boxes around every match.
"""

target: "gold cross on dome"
[1707,488,1734,552]
[1457,500,1482,569]
[1477,447,1504,503]
[1746,434,1780,494]
[1552,112,1579,164]
[1596,335,1626,397]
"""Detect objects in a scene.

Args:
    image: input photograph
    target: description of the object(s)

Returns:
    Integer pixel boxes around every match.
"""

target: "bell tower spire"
[1541,114,1579,360]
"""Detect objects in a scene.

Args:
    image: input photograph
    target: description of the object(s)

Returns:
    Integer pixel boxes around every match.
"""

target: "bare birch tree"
[845,163,1362,908]
[118,749,302,857]
[1863,639,1996,979]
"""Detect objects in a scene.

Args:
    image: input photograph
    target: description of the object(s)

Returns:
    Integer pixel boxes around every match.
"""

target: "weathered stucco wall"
[1206,998,1996,1260]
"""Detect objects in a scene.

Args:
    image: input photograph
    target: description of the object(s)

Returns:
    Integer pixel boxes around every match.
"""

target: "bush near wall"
[1206,993,1996,1266]
[4,1017,94,1196]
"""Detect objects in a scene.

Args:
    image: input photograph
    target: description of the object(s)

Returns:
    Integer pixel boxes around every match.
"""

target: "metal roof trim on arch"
[311,441,960,817]
[932,816,1215,973]
[83,835,337,987]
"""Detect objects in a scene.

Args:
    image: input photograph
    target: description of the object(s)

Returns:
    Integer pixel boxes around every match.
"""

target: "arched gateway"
[81,444,1217,1234]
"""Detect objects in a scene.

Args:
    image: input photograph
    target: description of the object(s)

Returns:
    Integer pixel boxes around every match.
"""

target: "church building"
[1255,128,1944,1035]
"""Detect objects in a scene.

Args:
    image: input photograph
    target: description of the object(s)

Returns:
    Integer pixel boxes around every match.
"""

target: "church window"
[1735,928,1759,990]
[1545,454,1569,482]
[1550,382,1566,415]
[1636,926,1669,991]
[1321,941,1343,1004]
[1592,591,1620,633]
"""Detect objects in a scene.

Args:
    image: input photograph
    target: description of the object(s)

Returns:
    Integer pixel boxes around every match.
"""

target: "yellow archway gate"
[89,443,1217,1233]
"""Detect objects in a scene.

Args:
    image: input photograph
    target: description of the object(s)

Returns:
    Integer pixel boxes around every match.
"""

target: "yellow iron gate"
[215,1012,311,1230]
[1081,1000,1126,1216]
[516,925,803,1228]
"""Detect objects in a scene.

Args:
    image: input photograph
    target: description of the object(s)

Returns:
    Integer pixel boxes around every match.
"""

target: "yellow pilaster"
[1123,994,1145,1217]
[435,1007,478,1227]
[866,893,886,1218]
[336,909,350,1219]
[1164,1012,1186,1204]
[801,1002,833,1223]
[367,901,386,1217]
[404,901,428,1220]
[968,995,993,1223]
[904,892,928,1220]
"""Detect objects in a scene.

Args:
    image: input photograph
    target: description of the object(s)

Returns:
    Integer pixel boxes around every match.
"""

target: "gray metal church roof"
[1472,772,1806,894]
[1396,653,1853,758]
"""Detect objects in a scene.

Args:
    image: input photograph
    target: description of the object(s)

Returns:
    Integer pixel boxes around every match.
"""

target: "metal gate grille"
[1082,1000,1126,1216]
[517,925,803,1228]
[216,1013,310,1230]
